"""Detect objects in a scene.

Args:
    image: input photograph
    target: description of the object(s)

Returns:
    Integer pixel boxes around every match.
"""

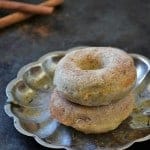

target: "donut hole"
[77,55,102,70]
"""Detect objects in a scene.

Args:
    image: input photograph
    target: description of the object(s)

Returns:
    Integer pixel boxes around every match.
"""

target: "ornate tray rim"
[4,48,150,150]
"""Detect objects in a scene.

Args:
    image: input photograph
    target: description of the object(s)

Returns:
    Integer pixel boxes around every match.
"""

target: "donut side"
[50,90,135,134]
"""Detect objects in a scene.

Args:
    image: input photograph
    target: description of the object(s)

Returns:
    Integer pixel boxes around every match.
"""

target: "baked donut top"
[54,47,136,106]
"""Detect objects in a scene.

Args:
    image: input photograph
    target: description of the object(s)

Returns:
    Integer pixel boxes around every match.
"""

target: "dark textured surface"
[0,0,149,149]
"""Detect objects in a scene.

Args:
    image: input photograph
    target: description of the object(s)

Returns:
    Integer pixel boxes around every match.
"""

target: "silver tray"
[5,47,150,150]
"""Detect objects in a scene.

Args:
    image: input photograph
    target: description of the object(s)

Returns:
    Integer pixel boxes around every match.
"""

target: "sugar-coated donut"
[54,47,136,106]
[50,90,135,134]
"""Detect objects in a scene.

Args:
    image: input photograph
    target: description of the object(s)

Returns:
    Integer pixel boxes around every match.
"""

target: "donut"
[50,90,135,134]
[54,47,136,106]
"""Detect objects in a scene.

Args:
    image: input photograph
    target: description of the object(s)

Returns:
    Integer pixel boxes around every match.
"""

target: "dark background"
[0,0,149,149]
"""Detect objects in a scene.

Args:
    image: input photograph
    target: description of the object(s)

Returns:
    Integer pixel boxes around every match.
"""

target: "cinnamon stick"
[0,1,54,15]
[0,0,64,29]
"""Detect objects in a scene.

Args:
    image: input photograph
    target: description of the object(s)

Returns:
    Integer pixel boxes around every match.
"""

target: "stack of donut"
[50,47,136,134]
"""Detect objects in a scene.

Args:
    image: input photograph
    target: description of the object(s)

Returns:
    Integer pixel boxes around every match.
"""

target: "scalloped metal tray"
[4,47,150,150]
